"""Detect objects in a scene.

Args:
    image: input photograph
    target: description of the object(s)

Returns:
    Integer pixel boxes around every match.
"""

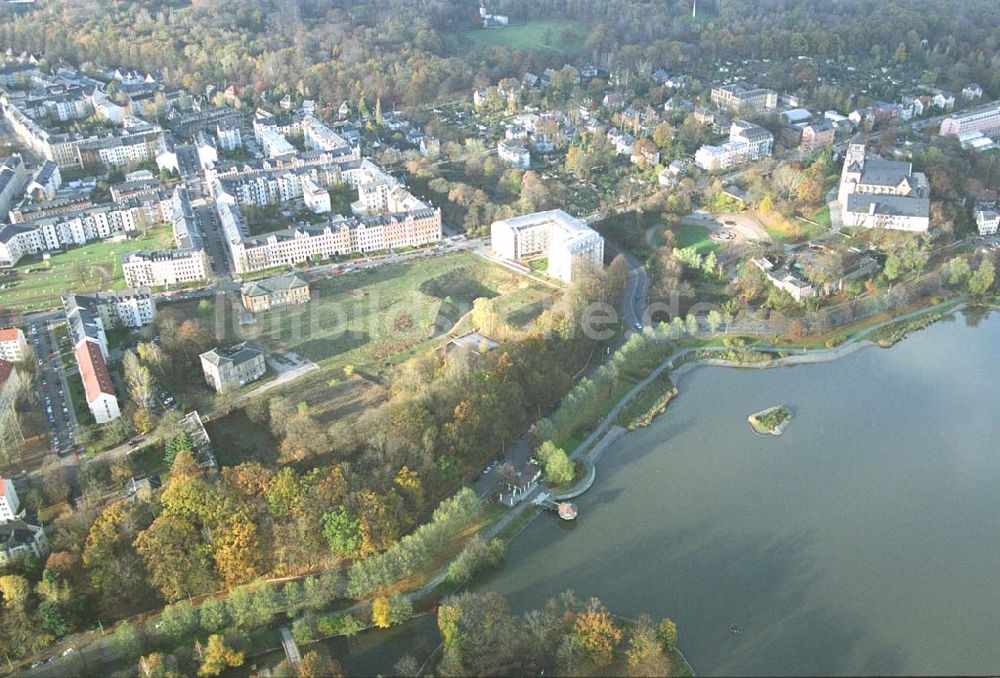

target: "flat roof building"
[491,209,604,283]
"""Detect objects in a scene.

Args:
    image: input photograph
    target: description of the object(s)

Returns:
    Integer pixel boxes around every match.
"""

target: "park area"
[160,253,555,423]
[460,20,587,54]
[0,225,173,313]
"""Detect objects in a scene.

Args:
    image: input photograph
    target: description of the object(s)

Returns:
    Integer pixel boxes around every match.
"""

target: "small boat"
[558,502,578,520]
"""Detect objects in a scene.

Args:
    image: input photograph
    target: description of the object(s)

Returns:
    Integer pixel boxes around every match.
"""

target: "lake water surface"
[474,309,1000,675]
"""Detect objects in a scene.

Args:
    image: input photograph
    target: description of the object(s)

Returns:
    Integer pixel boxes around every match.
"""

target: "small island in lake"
[748,405,792,436]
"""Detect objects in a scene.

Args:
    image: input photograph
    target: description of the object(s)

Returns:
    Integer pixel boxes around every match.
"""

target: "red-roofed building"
[74,340,120,424]
[0,327,28,362]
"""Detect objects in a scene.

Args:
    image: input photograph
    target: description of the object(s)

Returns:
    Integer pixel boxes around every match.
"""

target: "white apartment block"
[302,176,331,214]
[216,120,242,151]
[491,210,604,283]
[225,208,442,275]
[73,290,156,329]
[302,116,353,154]
[974,205,1000,235]
[838,144,930,232]
[122,249,210,287]
[0,197,154,266]
[497,140,530,169]
[694,120,773,172]
[729,120,773,159]
[939,102,1000,137]
[260,128,297,157]
[0,328,29,362]
[695,142,749,171]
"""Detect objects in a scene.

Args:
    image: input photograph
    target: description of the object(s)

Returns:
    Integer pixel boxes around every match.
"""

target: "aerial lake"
[290,309,1000,676]
[473,308,1000,676]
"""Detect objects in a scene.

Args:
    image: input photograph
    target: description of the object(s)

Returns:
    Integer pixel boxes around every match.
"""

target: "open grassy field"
[0,225,174,313]
[671,223,719,254]
[461,20,587,54]
[158,253,554,424]
[223,253,547,368]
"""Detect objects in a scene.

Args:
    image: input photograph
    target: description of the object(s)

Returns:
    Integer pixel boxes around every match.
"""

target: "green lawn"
[808,204,832,228]
[226,254,543,368]
[671,223,719,255]
[0,226,174,313]
[461,20,587,54]
[158,254,554,421]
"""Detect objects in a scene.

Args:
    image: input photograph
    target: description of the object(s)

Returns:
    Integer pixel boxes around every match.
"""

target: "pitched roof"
[0,328,22,343]
[240,272,308,298]
[846,193,930,218]
[0,520,43,551]
[75,340,116,402]
[200,341,262,369]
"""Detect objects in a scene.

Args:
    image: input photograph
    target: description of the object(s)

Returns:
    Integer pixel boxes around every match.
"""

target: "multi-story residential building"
[939,102,1000,137]
[0,476,20,521]
[0,519,48,566]
[497,140,530,169]
[259,128,297,158]
[694,143,743,171]
[974,204,1000,235]
[301,176,331,214]
[65,299,108,358]
[165,106,240,140]
[710,83,778,113]
[729,120,773,159]
[76,129,162,168]
[0,154,29,221]
[491,209,605,283]
[695,120,773,172]
[170,186,202,249]
[240,273,310,312]
[838,144,931,232]
[216,118,243,151]
[25,160,61,200]
[213,171,441,275]
[799,119,835,151]
[0,62,36,87]
[0,328,29,362]
[122,249,210,287]
[301,116,353,155]
[65,290,156,331]
[0,197,157,266]
[76,339,120,423]
[200,342,266,392]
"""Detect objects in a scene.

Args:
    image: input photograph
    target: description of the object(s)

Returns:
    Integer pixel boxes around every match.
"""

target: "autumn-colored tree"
[0,575,30,609]
[372,596,391,628]
[213,512,262,586]
[296,650,343,678]
[657,617,678,652]
[625,614,670,677]
[135,514,217,601]
[198,634,244,676]
[573,598,622,667]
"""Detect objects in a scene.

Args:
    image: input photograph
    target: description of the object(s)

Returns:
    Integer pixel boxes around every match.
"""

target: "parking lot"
[28,321,79,459]
[193,202,232,277]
